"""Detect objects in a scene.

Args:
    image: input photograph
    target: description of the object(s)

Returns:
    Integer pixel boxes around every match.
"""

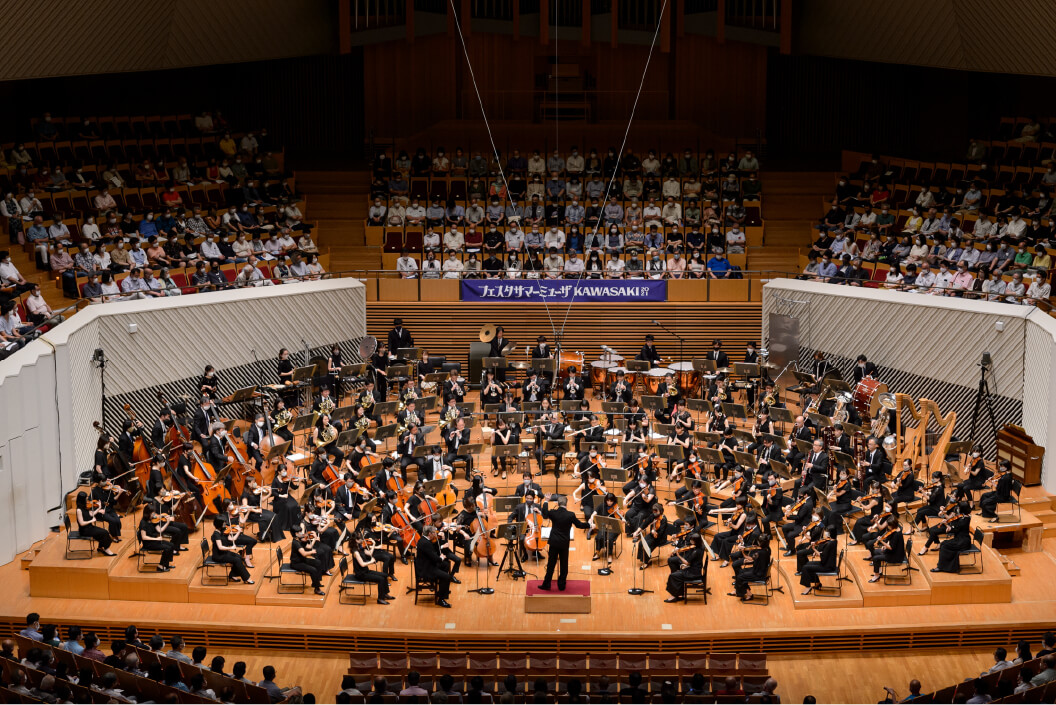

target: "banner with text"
[461,280,667,303]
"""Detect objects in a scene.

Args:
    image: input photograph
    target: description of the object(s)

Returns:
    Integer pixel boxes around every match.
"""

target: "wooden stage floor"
[5,389,1056,654]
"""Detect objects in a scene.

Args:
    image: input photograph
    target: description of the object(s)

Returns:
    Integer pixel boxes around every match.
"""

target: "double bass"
[120,405,154,490]
[220,432,261,498]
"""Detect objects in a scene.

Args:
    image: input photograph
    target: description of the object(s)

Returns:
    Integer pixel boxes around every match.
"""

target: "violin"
[87,499,102,511]
[223,523,243,537]
[151,513,174,524]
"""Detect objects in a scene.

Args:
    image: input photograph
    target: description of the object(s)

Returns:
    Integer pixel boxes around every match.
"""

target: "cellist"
[507,489,545,562]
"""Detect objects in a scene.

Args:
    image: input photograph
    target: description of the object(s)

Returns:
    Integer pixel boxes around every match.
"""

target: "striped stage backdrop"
[797,347,1021,456]
[102,339,368,437]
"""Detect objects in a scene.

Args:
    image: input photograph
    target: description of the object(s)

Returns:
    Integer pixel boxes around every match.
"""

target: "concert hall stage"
[4,506,1055,657]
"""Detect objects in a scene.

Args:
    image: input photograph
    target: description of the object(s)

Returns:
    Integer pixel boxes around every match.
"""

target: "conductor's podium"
[524,579,592,613]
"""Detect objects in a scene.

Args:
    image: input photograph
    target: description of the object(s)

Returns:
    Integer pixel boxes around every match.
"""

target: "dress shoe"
[451,577,462,584]
[436,598,452,608]
[664,597,683,603]
[314,588,325,595]
[377,599,390,605]
[400,555,408,565]
[538,583,552,591]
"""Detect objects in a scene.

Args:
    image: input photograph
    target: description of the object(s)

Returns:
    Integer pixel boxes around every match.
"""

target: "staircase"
[748,171,835,274]
[295,170,379,272]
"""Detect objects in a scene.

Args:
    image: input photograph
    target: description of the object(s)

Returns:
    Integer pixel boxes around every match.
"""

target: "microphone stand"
[652,320,685,368]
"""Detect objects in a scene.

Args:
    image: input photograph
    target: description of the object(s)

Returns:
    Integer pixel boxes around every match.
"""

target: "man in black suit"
[244,413,269,470]
[573,414,604,458]
[151,409,172,454]
[707,339,730,369]
[398,423,426,479]
[859,436,891,489]
[442,369,466,404]
[562,368,585,401]
[787,416,814,471]
[636,334,662,367]
[802,438,829,494]
[388,318,414,358]
[489,326,513,382]
[852,354,878,385]
[513,471,542,498]
[192,396,214,445]
[414,526,453,607]
[538,494,589,591]
[444,418,473,480]
[530,335,554,383]
[535,417,566,477]
[522,372,549,403]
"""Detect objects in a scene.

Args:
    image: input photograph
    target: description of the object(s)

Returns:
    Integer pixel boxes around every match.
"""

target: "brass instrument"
[833,391,852,423]
[665,382,679,398]
[805,382,830,415]
[763,391,777,406]
[437,407,459,431]
[273,408,293,429]
[355,415,371,431]
[396,388,418,412]
[318,396,336,416]
[315,423,338,448]
[358,390,375,410]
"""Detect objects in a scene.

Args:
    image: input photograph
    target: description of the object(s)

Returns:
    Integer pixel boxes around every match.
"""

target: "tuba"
[833,391,852,423]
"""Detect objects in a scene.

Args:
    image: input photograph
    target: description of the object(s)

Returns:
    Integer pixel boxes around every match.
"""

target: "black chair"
[338,556,372,605]
[958,528,985,575]
[275,546,308,593]
[684,554,709,603]
[813,548,848,596]
[745,558,781,606]
[199,538,229,586]
[63,513,95,560]
[882,539,918,585]
[408,552,437,604]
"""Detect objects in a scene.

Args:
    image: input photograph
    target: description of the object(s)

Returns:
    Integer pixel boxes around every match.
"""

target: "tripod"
[627,534,655,596]
[495,526,526,581]
[968,356,999,451]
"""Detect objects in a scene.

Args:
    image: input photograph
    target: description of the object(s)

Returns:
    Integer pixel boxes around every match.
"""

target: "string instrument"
[853,491,882,512]
[386,470,408,498]
[783,495,808,520]
[809,536,834,558]
[418,495,440,523]
[435,479,457,507]
[795,519,822,546]
[321,456,343,493]
[155,393,208,520]
[221,433,259,498]
[120,404,153,490]
[360,449,382,472]
[724,506,744,529]
[587,503,624,539]
[150,512,174,524]
[692,491,707,514]
[390,507,420,551]
[827,479,849,502]
[523,504,544,552]
[87,499,102,511]
[472,510,496,558]
[223,522,243,537]
[91,421,123,479]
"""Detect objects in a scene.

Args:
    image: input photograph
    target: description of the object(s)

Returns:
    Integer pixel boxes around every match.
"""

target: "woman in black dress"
[210,517,252,583]
[276,348,298,408]
[868,514,906,583]
[713,498,748,567]
[269,465,302,541]
[352,532,394,605]
[198,365,219,400]
[291,526,326,595]
[635,504,669,569]
[799,527,837,594]
[955,448,990,507]
[933,502,973,573]
[327,343,344,399]
[139,506,175,571]
[74,492,115,556]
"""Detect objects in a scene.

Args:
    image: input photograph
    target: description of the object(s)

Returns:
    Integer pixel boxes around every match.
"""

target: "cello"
[523,501,545,554]
[390,506,420,554]
[472,510,497,562]
[220,431,260,498]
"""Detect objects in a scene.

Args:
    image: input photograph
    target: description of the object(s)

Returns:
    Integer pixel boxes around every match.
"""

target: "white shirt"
[397,257,419,278]
[82,223,101,240]
[200,240,221,258]
[564,257,584,274]
[0,260,22,283]
[442,258,464,278]
[544,230,566,250]
[932,269,954,294]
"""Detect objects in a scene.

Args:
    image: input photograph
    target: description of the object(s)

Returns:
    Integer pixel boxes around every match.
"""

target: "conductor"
[538,494,589,591]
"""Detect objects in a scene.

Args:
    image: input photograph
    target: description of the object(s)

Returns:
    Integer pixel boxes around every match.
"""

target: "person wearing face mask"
[107,239,131,272]
[982,269,1006,301]
[932,261,954,294]
[955,447,991,505]
[199,233,225,264]
[1005,271,1026,303]
[243,413,270,471]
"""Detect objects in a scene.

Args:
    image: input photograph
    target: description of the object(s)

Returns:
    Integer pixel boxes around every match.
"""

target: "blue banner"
[461,279,667,302]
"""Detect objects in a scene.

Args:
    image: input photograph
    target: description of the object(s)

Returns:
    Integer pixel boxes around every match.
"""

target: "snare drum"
[669,361,700,395]
[590,361,614,390]
[853,376,889,418]
[645,368,672,395]
[558,350,584,378]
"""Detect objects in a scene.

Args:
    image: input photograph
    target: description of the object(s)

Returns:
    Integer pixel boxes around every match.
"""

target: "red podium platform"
[524,579,592,613]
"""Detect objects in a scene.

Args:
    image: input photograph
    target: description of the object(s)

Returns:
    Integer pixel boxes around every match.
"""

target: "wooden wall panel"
[672,36,768,139]
[366,301,763,369]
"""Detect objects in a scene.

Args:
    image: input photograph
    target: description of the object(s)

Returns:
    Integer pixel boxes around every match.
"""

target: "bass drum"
[645,368,672,396]
[853,376,888,418]
[669,361,699,396]
[558,350,584,378]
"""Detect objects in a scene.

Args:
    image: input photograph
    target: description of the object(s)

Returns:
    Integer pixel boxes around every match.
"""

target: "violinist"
[713,498,748,567]
[672,450,704,496]
[828,468,856,517]
[779,493,816,556]
[269,463,302,541]
[635,504,669,569]
[291,525,327,595]
[793,511,826,574]
[480,369,504,406]
[277,347,297,407]
[210,516,253,584]
[867,514,905,583]
[849,481,884,545]
[490,417,518,480]
[151,408,173,454]
[623,476,657,532]
[94,435,116,480]
[444,417,474,480]
[443,368,466,404]
[74,491,116,556]
[800,526,837,594]
[955,447,990,506]
[415,526,453,607]
[244,414,269,471]
[139,506,176,570]
[889,458,921,514]
[513,470,542,499]
[913,471,947,530]
[150,487,191,549]
[198,365,219,400]
[716,466,751,508]
[622,445,657,495]
[731,532,771,602]
[240,477,278,542]
[760,475,788,528]
[304,497,339,570]
[572,462,605,521]
[89,472,125,542]
[980,460,1015,520]
[352,531,394,605]
[222,500,258,568]
[590,492,624,567]
[861,505,895,555]
[562,366,585,401]
[145,455,168,503]
[664,532,704,603]
[933,501,972,573]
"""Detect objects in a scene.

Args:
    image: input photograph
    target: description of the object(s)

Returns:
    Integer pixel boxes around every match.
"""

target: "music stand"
[424,372,447,384]
[843,421,865,436]
[332,405,355,424]
[600,402,627,415]
[396,347,421,361]
[387,363,412,378]
[336,429,361,448]
[657,444,685,463]
[422,478,446,497]
[492,496,522,514]
[533,358,558,375]
[290,412,318,435]
[559,400,580,412]
[601,466,628,486]
[733,362,760,378]
[792,371,817,386]
[827,379,852,393]
[522,401,542,412]
[292,365,316,383]
[541,439,570,491]
[722,402,747,419]
[483,356,507,369]
[265,441,292,462]
[340,363,368,378]
[732,429,755,446]
[694,431,722,446]
[641,395,662,412]
[222,386,259,405]
[769,407,795,424]
[795,438,814,454]
[806,412,832,428]
[593,515,624,575]
[374,423,399,443]
[693,359,718,373]
[769,459,792,481]
[831,450,854,470]
[697,448,725,473]
[625,360,651,373]
[494,520,527,581]
[418,395,438,412]
[733,450,759,471]
[374,401,399,418]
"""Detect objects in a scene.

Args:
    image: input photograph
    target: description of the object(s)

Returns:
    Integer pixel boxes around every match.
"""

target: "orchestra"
[71,330,1005,612]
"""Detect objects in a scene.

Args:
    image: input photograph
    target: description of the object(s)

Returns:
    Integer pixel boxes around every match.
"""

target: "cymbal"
[509,361,531,370]
[715,367,732,374]
[479,323,497,343]
[500,343,515,356]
